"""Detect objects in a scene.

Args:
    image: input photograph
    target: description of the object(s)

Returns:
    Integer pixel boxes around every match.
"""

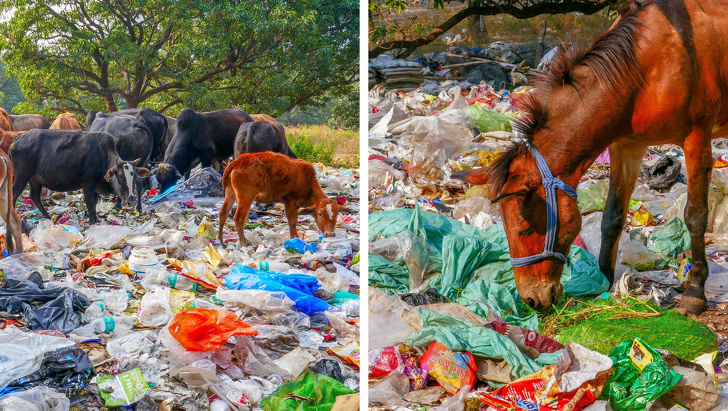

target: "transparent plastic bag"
[138,288,173,327]
[0,331,76,391]
[78,224,131,249]
[0,386,70,411]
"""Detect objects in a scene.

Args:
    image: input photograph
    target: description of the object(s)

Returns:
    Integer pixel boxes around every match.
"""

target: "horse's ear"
[452,168,490,185]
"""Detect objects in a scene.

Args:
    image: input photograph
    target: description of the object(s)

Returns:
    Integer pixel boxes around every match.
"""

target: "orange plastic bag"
[168,308,258,351]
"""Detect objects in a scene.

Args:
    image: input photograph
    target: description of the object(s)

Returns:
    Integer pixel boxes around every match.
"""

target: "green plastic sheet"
[260,370,357,411]
[469,104,513,132]
[369,207,610,330]
[368,254,409,295]
[605,338,682,411]
[405,308,552,379]
[647,217,691,269]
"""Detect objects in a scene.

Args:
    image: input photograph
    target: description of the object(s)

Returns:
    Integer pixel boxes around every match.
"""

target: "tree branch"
[369,0,613,58]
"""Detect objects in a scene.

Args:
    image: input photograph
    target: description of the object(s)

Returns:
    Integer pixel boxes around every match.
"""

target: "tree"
[0,0,358,117]
[369,0,618,59]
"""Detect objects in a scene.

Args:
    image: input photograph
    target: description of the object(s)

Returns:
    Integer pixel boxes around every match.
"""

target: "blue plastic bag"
[224,265,328,314]
[284,238,317,254]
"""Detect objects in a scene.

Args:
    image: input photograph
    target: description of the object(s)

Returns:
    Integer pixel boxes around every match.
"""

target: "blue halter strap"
[509,137,578,268]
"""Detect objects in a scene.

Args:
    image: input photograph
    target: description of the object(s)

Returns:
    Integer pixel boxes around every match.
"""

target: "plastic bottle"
[73,316,137,338]
[81,301,106,322]
[248,261,291,272]
[167,273,198,291]
[128,246,158,276]
[319,238,352,259]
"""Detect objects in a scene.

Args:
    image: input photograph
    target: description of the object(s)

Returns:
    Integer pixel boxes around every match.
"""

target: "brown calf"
[218,151,344,245]
[0,109,14,132]
[0,131,25,154]
[0,151,23,253]
[50,112,83,130]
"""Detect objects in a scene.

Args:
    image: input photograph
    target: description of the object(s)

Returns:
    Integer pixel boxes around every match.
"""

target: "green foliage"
[0,0,358,116]
[290,135,335,165]
[279,85,360,130]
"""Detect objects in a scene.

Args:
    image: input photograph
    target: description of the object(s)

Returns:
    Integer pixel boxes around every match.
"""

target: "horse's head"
[454,140,581,310]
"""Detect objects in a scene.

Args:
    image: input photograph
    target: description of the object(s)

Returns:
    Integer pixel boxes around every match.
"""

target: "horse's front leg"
[679,125,714,315]
[599,143,646,286]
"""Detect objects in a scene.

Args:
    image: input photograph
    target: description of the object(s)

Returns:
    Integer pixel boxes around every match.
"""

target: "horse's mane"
[485,0,650,193]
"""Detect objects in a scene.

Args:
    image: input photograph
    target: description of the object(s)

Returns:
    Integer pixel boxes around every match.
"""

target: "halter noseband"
[509,133,578,268]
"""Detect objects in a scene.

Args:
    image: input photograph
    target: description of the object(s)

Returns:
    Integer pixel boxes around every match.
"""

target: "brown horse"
[50,112,83,130]
[455,0,728,315]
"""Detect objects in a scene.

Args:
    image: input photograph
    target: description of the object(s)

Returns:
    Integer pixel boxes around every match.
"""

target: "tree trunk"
[105,95,117,112]
[467,1,489,46]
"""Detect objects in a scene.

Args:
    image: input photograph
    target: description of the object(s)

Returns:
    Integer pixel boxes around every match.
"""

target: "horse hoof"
[678,294,707,316]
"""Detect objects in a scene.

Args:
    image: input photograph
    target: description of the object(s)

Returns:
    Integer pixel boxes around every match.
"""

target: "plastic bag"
[78,224,131,249]
[369,346,404,379]
[168,308,258,351]
[23,288,85,333]
[224,265,328,315]
[640,156,683,190]
[30,220,80,251]
[648,217,691,267]
[0,332,93,398]
[137,288,173,327]
[0,386,70,411]
[146,167,224,210]
[259,370,357,411]
[479,342,612,411]
[369,289,413,351]
[469,104,513,132]
[419,341,476,394]
[214,288,295,315]
[369,159,405,189]
[0,252,45,279]
[97,368,150,407]
[605,338,683,411]
[578,180,609,213]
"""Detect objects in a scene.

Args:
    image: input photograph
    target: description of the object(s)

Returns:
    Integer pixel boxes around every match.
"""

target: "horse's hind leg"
[599,143,647,286]
[679,125,714,315]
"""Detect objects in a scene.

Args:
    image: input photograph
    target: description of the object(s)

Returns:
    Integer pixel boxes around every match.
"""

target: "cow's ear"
[104,169,114,182]
[337,205,348,213]
[299,206,316,215]
[136,167,152,178]
[174,169,183,179]
[115,157,122,166]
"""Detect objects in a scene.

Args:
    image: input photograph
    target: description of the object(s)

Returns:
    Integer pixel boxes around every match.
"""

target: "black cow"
[156,108,253,192]
[86,113,153,166]
[233,122,297,159]
[9,114,50,131]
[87,108,168,161]
[10,130,152,224]
[163,114,177,154]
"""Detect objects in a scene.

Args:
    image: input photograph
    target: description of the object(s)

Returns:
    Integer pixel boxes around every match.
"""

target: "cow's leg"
[679,125,713,315]
[29,181,51,220]
[233,191,256,246]
[284,200,299,239]
[200,151,214,169]
[218,186,237,243]
[135,180,143,212]
[114,196,122,210]
[83,186,99,224]
[598,143,646,286]
[11,168,30,208]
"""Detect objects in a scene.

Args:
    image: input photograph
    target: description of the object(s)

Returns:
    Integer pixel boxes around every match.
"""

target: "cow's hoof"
[678,286,707,315]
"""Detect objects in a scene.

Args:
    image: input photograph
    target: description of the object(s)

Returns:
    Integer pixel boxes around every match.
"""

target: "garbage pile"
[0,164,360,410]
[368,79,728,410]
[369,41,548,93]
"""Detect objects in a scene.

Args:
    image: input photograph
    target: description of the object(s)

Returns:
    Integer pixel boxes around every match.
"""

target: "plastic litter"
[168,308,258,351]
[97,368,150,407]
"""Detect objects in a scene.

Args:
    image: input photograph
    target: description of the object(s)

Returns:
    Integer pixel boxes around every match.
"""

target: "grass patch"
[286,125,359,168]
